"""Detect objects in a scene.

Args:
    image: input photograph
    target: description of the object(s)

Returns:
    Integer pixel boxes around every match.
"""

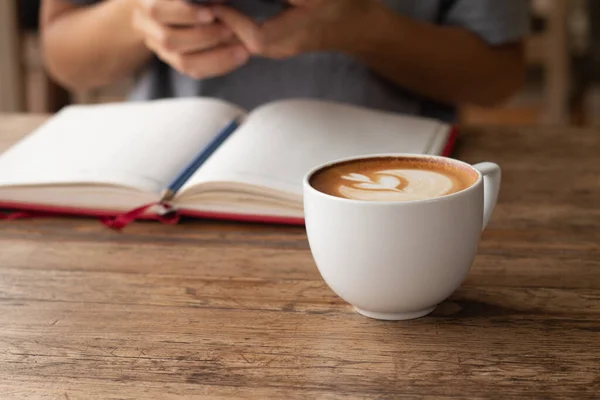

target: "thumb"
[287,0,311,6]
[287,0,322,7]
[212,5,262,54]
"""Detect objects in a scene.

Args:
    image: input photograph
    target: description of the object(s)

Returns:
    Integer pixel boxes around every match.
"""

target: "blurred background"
[1,0,599,127]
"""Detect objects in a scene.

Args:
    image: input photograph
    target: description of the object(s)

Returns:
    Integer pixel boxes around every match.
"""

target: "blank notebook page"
[183,99,448,195]
[0,98,245,193]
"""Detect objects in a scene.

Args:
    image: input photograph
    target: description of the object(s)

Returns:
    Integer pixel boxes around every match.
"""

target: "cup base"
[354,306,436,321]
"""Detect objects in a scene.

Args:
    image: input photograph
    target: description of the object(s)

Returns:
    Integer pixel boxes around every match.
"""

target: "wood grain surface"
[1,114,599,399]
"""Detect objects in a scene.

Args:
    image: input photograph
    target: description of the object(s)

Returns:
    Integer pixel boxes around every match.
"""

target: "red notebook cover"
[0,126,458,229]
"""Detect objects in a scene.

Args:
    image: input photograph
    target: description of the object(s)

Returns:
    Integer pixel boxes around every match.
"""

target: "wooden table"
[1,115,599,399]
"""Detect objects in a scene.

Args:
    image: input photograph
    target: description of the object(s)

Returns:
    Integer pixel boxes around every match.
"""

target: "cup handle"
[473,162,502,231]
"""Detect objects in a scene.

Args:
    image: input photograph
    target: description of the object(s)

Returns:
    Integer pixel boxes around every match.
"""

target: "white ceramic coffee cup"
[303,154,501,321]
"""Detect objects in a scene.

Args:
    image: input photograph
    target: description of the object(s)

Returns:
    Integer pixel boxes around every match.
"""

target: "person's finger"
[151,43,250,79]
[286,0,329,10]
[212,5,263,53]
[138,14,234,53]
[286,0,312,6]
[139,0,214,25]
[215,4,315,58]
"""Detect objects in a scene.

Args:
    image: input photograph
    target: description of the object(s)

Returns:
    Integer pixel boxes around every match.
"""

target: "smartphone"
[185,0,290,21]
[185,0,221,4]
[186,0,288,4]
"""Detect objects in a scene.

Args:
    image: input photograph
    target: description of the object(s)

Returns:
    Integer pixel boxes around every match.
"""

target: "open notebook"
[0,98,456,225]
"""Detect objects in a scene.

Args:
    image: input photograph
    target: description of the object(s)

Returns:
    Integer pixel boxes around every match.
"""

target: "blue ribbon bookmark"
[161,118,240,201]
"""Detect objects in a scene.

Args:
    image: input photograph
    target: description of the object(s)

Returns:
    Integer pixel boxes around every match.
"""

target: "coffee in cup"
[303,154,501,321]
[309,156,479,202]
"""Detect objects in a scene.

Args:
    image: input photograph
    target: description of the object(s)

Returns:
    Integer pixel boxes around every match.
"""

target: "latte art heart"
[338,169,455,201]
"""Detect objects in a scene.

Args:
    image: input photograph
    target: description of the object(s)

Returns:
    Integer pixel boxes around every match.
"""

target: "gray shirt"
[73,0,529,121]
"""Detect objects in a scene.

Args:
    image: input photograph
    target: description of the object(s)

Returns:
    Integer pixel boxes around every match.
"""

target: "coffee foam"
[338,169,455,201]
[310,157,478,202]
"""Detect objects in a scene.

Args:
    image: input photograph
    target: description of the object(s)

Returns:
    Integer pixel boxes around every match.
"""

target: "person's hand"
[132,0,250,79]
[213,0,383,59]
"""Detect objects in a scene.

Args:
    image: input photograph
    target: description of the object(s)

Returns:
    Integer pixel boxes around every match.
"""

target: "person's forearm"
[346,6,526,107]
[42,0,152,91]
